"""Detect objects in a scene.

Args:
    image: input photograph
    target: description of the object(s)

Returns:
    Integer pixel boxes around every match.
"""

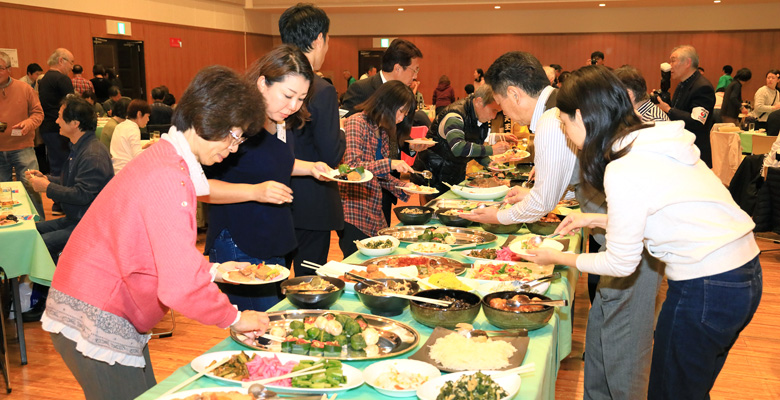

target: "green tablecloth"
[0,181,55,285]
[740,130,767,154]
[138,230,580,400]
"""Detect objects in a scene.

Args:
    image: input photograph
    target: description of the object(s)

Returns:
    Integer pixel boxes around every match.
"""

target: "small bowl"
[407,242,452,257]
[357,235,400,257]
[417,370,521,400]
[394,206,434,225]
[480,223,522,234]
[482,291,554,331]
[280,276,345,309]
[435,208,472,227]
[363,359,441,397]
[409,289,481,329]
[355,279,420,317]
[526,221,558,235]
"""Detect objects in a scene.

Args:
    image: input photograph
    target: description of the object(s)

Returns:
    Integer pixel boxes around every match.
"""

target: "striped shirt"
[439,112,491,160]
[636,99,670,122]
[497,86,578,224]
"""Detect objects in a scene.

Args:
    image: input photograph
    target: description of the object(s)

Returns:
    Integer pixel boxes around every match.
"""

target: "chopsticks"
[301,260,325,272]
[161,356,231,396]
[381,292,453,306]
[241,362,327,388]
[493,362,536,378]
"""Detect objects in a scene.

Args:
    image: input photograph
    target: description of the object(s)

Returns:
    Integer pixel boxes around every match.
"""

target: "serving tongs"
[520,272,561,291]
[346,272,453,307]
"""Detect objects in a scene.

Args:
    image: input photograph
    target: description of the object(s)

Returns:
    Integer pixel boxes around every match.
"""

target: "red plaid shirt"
[339,112,410,236]
[71,76,94,95]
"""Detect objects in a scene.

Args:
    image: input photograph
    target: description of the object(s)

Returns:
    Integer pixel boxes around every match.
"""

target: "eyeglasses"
[406,65,420,75]
[61,57,74,65]
[229,128,246,148]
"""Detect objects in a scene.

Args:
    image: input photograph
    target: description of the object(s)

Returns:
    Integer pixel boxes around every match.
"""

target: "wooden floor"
[2,194,779,399]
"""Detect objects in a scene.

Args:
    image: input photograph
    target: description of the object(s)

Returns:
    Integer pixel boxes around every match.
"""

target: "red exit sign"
[169,38,182,48]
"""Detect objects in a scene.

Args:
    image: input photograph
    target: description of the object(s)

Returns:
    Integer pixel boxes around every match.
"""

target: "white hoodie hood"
[613,121,701,166]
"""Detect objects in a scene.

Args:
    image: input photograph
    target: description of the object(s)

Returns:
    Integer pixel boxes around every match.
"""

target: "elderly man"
[411,85,515,196]
[38,48,75,195]
[342,70,356,87]
[23,95,113,321]
[0,52,45,217]
[657,45,716,167]
[614,65,670,122]
[70,64,94,95]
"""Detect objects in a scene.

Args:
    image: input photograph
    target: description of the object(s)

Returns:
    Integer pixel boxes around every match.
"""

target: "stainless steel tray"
[231,310,420,360]
[360,255,468,277]
[377,225,498,245]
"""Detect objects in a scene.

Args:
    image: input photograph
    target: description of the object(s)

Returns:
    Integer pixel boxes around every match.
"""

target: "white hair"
[0,52,10,68]
[47,48,70,67]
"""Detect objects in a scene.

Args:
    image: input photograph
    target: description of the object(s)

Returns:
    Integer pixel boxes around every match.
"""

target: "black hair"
[61,95,97,132]
[614,65,649,102]
[112,98,131,119]
[245,44,314,130]
[464,84,475,95]
[127,99,152,119]
[93,64,105,76]
[279,3,330,53]
[734,68,752,82]
[767,69,780,77]
[557,71,571,86]
[556,65,647,192]
[72,64,84,74]
[81,89,97,103]
[357,80,415,139]
[723,65,733,75]
[172,65,266,141]
[550,64,562,72]
[591,51,605,60]
[381,39,423,73]
[475,68,484,82]
[485,51,550,97]
[151,87,165,101]
[26,63,43,75]
[108,86,121,98]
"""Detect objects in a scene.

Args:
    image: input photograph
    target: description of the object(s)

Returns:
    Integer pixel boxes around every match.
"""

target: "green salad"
[436,372,508,400]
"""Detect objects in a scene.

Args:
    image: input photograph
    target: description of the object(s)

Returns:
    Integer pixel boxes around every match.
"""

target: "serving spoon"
[505,294,569,309]
[412,169,433,179]
[247,383,328,399]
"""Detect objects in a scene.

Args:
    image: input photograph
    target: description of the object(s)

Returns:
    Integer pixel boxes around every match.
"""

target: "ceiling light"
[714,0,721,3]
[398,8,404,11]
[599,3,606,6]
[495,5,501,9]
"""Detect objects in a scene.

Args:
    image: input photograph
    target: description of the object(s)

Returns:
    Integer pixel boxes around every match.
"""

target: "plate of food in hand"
[490,148,531,163]
[156,387,253,400]
[416,370,522,400]
[222,263,290,285]
[231,310,420,361]
[461,260,554,296]
[0,214,21,228]
[399,184,438,195]
[451,184,510,200]
[508,234,564,257]
[323,164,373,183]
[361,254,468,278]
[378,226,497,246]
[487,162,515,172]
[190,350,364,393]
[406,138,437,145]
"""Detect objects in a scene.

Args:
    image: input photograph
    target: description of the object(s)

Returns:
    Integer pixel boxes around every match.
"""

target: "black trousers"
[337,222,368,258]
[293,228,332,277]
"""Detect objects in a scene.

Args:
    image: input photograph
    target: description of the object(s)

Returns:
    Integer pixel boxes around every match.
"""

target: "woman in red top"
[432,74,456,117]
[41,66,271,400]
[338,81,416,256]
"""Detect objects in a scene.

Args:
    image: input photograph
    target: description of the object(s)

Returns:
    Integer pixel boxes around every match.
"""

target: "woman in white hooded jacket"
[527,66,763,400]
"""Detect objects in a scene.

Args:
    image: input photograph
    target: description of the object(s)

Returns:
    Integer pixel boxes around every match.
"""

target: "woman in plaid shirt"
[338,81,416,256]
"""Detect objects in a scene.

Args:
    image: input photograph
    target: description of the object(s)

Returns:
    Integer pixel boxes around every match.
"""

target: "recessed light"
[495,5,501,9]
[714,0,721,3]
[398,7,404,11]
[599,3,606,6]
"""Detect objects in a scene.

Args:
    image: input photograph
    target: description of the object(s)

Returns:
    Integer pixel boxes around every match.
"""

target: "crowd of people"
[0,3,774,399]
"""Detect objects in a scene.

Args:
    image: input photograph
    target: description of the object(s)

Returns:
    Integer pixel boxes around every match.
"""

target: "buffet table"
[138,213,580,400]
[0,181,56,365]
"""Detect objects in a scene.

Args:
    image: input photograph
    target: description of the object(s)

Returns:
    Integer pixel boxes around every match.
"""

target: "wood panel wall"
[0,3,274,101]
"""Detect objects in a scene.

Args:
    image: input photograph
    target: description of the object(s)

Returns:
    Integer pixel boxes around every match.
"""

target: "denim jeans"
[0,147,45,219]
[648,256,762,400]
[207,228,284,312]
[36,216,78,263]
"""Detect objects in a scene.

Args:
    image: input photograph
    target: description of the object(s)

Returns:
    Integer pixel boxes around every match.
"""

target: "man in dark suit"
[657,45,716,167]
[341,38,433,224]
[279,4,346,273]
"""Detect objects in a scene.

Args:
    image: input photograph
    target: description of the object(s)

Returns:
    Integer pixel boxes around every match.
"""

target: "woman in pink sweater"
[41,66,270,400]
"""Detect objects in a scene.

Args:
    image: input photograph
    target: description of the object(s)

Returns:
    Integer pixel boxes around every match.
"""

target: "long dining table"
[138,190,581,400]
[0,181,56,365]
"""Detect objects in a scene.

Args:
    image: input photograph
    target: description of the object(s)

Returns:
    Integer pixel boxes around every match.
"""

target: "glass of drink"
[0,185,13,213]
[748,123,755,133]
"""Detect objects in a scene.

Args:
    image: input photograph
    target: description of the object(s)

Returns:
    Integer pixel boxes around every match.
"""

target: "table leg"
[9,279,27,365]
[0,281,11,393]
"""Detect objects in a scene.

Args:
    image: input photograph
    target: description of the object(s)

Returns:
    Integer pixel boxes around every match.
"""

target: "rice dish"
[428,333,516,370]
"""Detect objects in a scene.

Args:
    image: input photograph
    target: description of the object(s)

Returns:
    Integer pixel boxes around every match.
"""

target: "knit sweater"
[752,85,779,122]
[0,78,43,151]
[51,139,238,333]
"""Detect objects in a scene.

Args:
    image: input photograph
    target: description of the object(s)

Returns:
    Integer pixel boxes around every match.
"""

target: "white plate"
[221,264,290,285]
[363,359,441,397]
[13,201,21,207]
[0,220,22,229]
[357,235,400,257]
[323,169,374,183]
[487,164,515,172]
[416,370,521,400]
[451,185,509,200]
[316,261,419,294]
[190,351,364,394]
[462,260,553,297]
[407,242,452,257]
[155,387,250,400]
[508,237,564,257]
[398,186,439,195]
[406,138,436,145]
[490,150,531,162]
[460,249,499,262]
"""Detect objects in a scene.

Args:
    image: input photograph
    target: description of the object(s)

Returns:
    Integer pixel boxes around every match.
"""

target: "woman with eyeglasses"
[203,45,329,312]
[338,80,416,256]
[41,66,271,400]
[525,66,762,400]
